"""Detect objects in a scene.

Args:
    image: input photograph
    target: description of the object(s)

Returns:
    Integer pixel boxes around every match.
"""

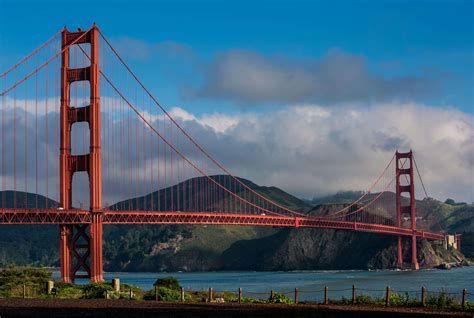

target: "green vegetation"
[0,269,471,312]
[336,292,472,311]
[0,186,472,271]
[269,292,293,304]
[0,267,51,298]
[310,191,365,205]
[154,276,181,289]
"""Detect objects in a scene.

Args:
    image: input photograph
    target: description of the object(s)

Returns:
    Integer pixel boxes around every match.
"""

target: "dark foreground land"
[0,299,471,318]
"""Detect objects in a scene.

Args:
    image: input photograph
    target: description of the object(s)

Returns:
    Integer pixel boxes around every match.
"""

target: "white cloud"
[173,102,473,202]
[0,97,472,206]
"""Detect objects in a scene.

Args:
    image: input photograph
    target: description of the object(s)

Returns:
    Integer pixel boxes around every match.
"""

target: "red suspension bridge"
[0,25,450,282]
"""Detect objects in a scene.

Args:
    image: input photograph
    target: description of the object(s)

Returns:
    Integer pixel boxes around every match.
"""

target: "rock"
[434,263,451,270]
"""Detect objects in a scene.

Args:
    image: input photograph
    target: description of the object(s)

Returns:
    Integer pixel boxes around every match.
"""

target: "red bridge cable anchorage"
[0,30,62,78]
[0,27,93,97]
[97,30,307,218]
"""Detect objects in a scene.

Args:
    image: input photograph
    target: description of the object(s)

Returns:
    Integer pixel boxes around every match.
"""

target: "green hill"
[0,179,472,271]
[0,176,309,270]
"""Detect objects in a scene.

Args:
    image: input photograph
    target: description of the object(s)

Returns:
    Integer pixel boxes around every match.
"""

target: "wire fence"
[0,282,471,311]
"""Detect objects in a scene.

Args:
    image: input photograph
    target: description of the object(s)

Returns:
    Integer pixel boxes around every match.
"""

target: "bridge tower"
[395,150,419,270]
[59,24,103,282]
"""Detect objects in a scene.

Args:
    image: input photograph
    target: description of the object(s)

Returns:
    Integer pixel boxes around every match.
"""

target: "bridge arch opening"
[71,171,90,210]
[69,81,91,109]
[70,122,90,156]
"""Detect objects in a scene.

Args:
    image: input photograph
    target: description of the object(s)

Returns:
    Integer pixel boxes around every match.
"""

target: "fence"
[0,282,471,311]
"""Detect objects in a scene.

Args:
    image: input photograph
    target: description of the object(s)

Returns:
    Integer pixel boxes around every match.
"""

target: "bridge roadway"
[0,209,445,241]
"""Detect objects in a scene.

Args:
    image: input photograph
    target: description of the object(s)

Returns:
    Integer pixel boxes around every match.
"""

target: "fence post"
[129,288,133,300]
[209,287,213,302]
[181,287,185,302]
[462,289,467,310]
[270,289,275,301]
[105,290,108,300]
[421,286,426,306]
[155,285,158,301]
[112,278,120,292]
[385,286,391,306]
[324,286,328,305]
[239,288,242,304]
[23,284,26,299]
[352,285,356,304]
[295,288,299,304]
[47,281,54,295]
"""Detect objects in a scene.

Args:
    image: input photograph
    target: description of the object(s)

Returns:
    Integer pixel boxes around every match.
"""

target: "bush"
[390,293,419,307]
[144,286,181,301]
[154,276,181,290]
[269,292,293,304]
[355,294,382,305]
[0,268,52,297]
[426,290,459,309]
[84,282,114,299]
[0,268,51,287]
[52,282,83,299]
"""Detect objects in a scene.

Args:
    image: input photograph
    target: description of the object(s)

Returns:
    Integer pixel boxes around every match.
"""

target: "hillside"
[0,177,309,270]
[0,178,471,271]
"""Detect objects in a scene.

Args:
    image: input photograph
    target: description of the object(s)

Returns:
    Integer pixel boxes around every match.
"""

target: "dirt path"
[0,299,471,318]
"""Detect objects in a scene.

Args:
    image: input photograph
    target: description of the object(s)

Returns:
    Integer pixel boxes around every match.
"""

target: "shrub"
[0,268,52,297]
[390,293,419,307]
[269,292,293,304]
[355,294,380,305]
[84,282,114,299]
[242,297,267,304]
[154,276,181,290]
[0,268,51,287]
[426,290,459,308]
[144,286,181,301]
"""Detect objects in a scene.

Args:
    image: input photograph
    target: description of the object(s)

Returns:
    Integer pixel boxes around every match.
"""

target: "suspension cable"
[0,30,62,78]
[97,29,308,217]
[97,29,400,220]
[0,27,93,97]
[413,153,429,198]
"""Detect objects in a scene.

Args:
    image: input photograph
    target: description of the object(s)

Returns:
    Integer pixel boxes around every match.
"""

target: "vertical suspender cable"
[45,65,49,208]
[13,85,17,208]
[35,69,38,208]
[24,73,28,208]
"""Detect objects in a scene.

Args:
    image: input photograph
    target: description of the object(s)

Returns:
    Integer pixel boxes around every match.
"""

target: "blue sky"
[0,0,472,202]
[0,0,472,114]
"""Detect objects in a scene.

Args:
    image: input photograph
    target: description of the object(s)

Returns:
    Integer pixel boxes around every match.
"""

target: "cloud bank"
[167,102,473,202]
[192,49,438,105]
[0,96,472,206]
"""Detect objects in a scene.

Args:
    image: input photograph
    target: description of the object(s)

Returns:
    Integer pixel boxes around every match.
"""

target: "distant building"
[444,234,461,250]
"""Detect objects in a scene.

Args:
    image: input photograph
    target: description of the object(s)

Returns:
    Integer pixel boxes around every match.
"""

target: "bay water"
[56,267,474,302]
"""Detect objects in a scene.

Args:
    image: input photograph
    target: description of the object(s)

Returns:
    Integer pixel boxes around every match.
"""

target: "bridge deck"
[0,209,445,240]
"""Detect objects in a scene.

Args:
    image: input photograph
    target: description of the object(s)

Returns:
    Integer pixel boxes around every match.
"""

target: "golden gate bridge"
[0,24,449,282]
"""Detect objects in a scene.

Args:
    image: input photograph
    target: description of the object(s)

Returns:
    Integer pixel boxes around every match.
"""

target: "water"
[56,267,474,302]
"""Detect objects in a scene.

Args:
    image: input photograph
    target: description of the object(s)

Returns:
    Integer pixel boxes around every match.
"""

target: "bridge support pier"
[397,236,403,269]
[59,25,103,282]
[411,235,419,270]
[89,213,103,282]
[59,225,72,283]
[396,150,419,270]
